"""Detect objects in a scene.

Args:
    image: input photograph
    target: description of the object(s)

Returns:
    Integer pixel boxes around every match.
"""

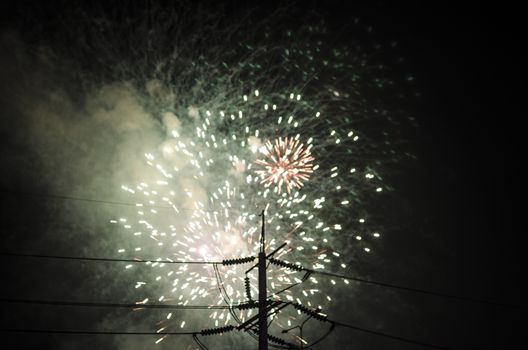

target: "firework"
[86,6,413,347]
[255,136,315,194]
[110,83,390,343]
[4,0,418,348]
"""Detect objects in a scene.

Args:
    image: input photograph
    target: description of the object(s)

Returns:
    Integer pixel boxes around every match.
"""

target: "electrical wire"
[0,297,232,310]
[5,190,520,309]
[304,321,335,349]
[193,334,210,350]
[0,329,197,335]
[1,281,455,348]
[0,252,221,265]
[305,268,526,309]
[269,258,525,309]
[267,283,301,300]
[213,263,245,331]
[330,319,451,350]
[0,189,218,212]
[0,190,172,209]
[267,271,311,300]
[1,187,517,349]
[1,301,449,349]
[3,251,524,310]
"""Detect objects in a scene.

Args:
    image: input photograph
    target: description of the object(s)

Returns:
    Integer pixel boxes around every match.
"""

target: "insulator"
[292,303,327,322]
[237,301,258,310]
[268,334,287,345]
[245,276,253,301]
[200,325,235,336]
[221,256,256,266]
[237,300,275,310]
[268,257,304,271]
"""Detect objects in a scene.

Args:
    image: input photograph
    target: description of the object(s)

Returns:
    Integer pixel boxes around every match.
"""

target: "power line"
[0,190,172,209]
[2,225,462,349]
[1,298,453,349]
[330,319,451,350]
[0,189,216,212]
[258,298,452,349]
[3,251,524,309]
[305,268,526,309]
[0,252,221,265]
[1,325,238,338]
[0,298,232,310]
[0,329,197,335]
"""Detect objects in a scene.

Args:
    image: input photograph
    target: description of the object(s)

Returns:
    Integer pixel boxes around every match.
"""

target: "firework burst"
[110,84,390,342]
[255,137,315,194]
[5,1,419,348]
[44,4,415,346]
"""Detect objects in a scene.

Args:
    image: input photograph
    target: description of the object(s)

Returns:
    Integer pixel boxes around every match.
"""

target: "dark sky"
[0,1,524,349]
[317,2,524,348]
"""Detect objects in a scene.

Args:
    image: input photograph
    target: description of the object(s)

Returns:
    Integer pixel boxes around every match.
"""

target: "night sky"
[0,1,524,349]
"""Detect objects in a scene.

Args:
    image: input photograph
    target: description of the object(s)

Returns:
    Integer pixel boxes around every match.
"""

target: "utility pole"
[258,209,268,350]
[238,211,324,348]
[235,211,328,348]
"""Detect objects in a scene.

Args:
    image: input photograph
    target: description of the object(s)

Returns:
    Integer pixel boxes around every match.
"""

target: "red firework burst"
[254,137,315,194]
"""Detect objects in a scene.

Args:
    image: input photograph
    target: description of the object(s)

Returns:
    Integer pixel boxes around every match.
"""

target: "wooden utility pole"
[258,210,268,350]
